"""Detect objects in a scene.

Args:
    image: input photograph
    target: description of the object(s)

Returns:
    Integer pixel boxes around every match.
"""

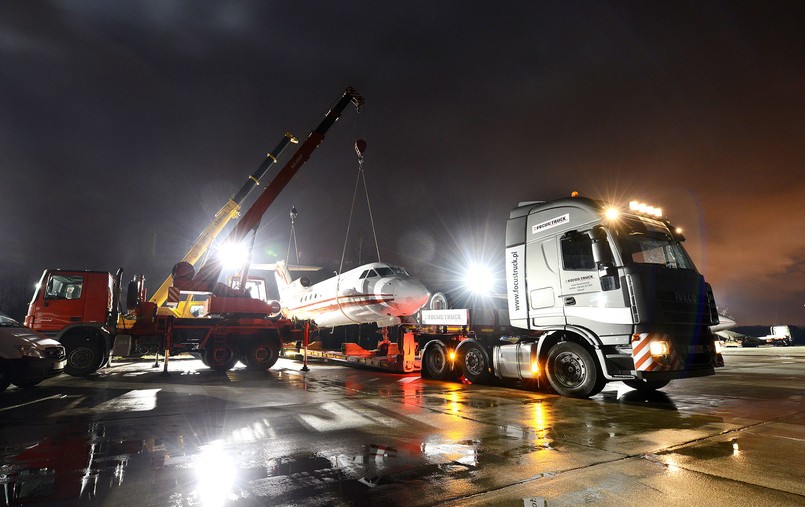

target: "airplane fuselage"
[277,262,430,328]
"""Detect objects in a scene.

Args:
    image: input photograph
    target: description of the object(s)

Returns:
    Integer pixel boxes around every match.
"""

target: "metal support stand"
[301,321,310,372]
[162,319,173,375]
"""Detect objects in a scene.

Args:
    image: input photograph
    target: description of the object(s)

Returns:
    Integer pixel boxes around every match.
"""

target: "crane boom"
[175,87,364,294]
[149,132,298,307]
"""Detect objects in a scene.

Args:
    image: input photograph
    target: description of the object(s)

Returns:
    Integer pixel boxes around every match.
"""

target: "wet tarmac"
[0,347,803,506]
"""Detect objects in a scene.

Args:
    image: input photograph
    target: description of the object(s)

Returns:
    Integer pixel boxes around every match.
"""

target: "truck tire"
[204,341,239,371]
[459,341,492,384]
[422,343,453,380]
[242,339,279,370]
[623,379,670,392]
[545,341,605,398]
[0,363,10,392]
[63,338,106,377]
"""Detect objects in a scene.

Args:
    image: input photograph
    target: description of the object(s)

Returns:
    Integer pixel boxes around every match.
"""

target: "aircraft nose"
[391,279,430,315]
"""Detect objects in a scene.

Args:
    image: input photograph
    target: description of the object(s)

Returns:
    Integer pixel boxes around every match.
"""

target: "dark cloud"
[1,1,803,324]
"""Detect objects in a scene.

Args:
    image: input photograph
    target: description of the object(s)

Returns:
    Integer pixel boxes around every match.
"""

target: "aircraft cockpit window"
[362,269,379,278]
[359,270,369,279]
[375,267,394,277]
[390,266,409,276]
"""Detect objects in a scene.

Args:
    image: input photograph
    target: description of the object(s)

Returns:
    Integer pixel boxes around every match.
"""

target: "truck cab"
[503,196,723,396]
[25,269,117,376]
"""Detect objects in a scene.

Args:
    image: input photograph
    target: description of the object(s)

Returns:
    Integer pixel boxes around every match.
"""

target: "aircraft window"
[365,269,379,278]
[391,266,409,276]
[359,270,369,279]
[375,267,394,277]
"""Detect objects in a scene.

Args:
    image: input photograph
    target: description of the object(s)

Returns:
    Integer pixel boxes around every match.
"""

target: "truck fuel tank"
[492,341,538,380]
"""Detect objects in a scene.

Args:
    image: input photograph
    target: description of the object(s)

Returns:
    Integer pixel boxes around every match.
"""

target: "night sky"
[1,1,803,325]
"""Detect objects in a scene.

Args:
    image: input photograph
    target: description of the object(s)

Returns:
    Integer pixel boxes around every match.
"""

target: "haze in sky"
[1,1,803,324]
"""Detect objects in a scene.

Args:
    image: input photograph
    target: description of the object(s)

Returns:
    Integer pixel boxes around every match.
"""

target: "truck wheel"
[0,363,10,392]
[422,344,453,380]
[64,340,106,376]
[546,341,604,398]
[204,342,239,371]
[459,342,492,384]
[242,339,279,370]
[623,379,670,392]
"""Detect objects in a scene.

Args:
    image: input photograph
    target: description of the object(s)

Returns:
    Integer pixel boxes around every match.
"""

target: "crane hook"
[354,139,367,158]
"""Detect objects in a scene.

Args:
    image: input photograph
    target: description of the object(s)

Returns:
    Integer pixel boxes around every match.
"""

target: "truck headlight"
[15,344,45,359]
[649,341,670,356]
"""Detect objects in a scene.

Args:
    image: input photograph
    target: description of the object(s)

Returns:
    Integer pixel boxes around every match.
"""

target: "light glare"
[217,242,250,269]
[649,341,670,356]
[465,263,495,295]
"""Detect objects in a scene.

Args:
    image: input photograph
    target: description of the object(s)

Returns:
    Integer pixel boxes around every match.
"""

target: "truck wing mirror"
[588,226,613,266]
[588,226,619,291]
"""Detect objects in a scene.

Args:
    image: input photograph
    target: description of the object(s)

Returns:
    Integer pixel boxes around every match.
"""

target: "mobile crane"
[25,88,364,376]
[149,131,298,313]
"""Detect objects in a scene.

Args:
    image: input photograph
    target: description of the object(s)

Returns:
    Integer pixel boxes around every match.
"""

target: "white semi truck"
[418,195,724,398]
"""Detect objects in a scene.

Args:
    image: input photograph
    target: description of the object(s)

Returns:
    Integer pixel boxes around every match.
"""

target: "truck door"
[30,272,87,333]
[558,230,632,341]
[524,237,565,327]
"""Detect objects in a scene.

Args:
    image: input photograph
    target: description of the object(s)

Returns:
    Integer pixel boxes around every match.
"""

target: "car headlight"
[15,344,45,359]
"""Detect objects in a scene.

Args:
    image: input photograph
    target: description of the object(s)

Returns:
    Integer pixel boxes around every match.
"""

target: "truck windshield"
[612,217,695,270]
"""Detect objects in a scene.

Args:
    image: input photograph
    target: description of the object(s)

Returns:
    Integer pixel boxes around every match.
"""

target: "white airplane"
[272,260,430,328]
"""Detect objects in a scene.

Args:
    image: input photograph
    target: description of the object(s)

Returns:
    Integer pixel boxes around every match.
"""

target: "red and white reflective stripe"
[167,286,181,304]
[631,333,683,372]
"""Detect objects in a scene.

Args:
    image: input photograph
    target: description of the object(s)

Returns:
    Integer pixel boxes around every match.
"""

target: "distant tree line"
[0,274,31,321]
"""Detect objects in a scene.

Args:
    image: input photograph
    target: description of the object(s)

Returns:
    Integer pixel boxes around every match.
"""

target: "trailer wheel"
[0,363,11,392]
[63,338,106,377]
[204,342,239,371]
[242,339,279,370]
[545,341,604,398]
[623,379,670,392]
[459,342,492,384]
[422,344,453,380]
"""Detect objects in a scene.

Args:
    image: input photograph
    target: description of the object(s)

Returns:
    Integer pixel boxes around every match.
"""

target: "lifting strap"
[340,138,380,274]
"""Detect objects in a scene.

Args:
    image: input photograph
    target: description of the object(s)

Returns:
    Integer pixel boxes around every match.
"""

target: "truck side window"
[45,275,84,300]
[561,233,595,271]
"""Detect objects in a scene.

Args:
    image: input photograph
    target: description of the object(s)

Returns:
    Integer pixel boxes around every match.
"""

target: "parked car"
[0,312,66,392]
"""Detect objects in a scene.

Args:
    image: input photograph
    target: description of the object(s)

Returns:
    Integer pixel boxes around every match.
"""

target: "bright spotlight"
[217,241,250,270]
[464,263,495,295]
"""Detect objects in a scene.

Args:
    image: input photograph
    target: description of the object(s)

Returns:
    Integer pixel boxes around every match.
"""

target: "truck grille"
[655,290,705,323]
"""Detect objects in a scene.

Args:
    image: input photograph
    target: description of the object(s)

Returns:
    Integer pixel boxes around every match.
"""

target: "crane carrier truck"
[25,88,363,376]
[414,195,724,397]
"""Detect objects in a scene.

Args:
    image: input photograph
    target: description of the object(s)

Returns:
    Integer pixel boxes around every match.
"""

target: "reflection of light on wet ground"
[533,401,549,431]
[194,440,237,507]
[421,439,479,466]
[449,392,461,414]
[231,419,277,442]
[91,388,161,412]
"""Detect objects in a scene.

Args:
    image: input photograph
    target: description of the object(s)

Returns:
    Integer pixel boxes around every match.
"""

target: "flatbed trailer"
[282,330,420,373]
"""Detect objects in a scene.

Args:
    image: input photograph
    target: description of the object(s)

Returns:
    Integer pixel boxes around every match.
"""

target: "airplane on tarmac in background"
[270,259,430,328]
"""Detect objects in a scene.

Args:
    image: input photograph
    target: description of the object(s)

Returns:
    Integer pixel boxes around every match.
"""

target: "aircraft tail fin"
[274,260,294,303]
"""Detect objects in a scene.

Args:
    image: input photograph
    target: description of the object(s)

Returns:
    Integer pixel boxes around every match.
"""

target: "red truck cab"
[26,270,115,333]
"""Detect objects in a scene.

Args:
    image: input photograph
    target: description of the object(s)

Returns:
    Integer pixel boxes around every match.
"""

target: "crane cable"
[339,139,381,275]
